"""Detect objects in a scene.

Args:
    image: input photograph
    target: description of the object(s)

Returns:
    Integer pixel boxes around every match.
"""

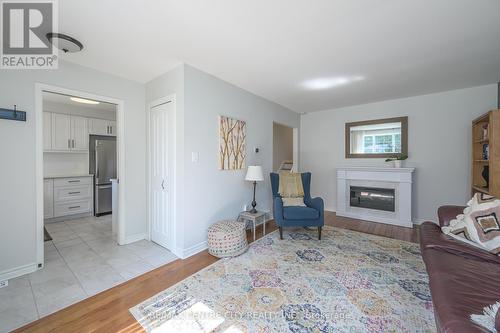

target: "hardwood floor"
[15,211,421,333]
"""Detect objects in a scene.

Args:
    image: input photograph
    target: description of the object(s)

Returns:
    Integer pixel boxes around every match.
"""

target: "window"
[345,117,408,158]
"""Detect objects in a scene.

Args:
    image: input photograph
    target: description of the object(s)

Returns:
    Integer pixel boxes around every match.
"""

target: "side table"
[238,211,267,241]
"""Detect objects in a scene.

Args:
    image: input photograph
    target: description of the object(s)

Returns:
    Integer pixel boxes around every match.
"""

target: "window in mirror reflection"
[346,117,407,158]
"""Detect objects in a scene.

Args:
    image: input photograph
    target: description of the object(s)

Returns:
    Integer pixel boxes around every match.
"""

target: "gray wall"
[0,61,146,276]
[273,122,294,171]
[183,64,300,251]
[300,84,498,222]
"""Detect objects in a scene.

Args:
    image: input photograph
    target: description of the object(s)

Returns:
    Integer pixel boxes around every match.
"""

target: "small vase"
[393,160,402,168]
[482,165,489,188]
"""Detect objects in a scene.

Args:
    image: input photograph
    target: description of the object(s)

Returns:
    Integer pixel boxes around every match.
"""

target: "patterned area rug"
[130,226,435,332]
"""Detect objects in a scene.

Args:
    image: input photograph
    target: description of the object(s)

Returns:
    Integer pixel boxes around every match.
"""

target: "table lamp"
[245,166,264,213]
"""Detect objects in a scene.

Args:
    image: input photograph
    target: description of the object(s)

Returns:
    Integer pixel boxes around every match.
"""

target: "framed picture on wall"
[219,115,246,170]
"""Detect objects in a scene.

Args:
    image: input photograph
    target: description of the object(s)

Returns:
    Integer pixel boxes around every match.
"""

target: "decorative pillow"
[442,193,500,255]
[282,197,306,207]
[278,173,304,198]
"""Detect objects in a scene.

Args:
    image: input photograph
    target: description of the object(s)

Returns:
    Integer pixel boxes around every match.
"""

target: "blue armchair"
[270,172,324,240]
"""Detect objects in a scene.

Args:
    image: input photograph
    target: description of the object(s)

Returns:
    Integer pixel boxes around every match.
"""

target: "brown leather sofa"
[420,206,500,333]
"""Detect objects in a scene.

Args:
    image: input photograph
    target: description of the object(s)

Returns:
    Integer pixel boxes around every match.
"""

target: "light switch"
[191,152,199,162]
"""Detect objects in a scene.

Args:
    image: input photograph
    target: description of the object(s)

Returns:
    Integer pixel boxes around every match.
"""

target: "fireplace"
[350,186,395,212]
[336,167,415,228]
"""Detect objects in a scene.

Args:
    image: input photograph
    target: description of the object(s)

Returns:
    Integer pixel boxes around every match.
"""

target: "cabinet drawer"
[54,185,91,202]
[54,199,92,217]
[54,177,92,187]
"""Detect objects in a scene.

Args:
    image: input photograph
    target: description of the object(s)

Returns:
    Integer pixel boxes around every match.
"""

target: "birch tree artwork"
[219,115,246,170]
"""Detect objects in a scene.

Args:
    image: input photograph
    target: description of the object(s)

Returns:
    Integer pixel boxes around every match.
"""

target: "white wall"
[0,61,146,278]
[273,122,294,171]
[182,65,300,254]
[145,64,300,257]
[44,153,89,177]
[300,84,498,223]
[145,64,185,251]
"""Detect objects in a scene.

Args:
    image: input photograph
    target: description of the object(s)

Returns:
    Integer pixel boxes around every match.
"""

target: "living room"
[1,1,500,332]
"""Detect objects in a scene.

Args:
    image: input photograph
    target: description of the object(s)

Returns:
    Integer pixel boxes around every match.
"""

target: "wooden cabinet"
[472,109,500,197]
[89,118,116,136]
[44,179,54,219]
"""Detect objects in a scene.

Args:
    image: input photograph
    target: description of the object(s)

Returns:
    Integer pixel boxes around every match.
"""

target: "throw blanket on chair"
[278,173,305,206]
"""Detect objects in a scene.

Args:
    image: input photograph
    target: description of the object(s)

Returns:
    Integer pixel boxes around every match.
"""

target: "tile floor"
[0,215,177,332]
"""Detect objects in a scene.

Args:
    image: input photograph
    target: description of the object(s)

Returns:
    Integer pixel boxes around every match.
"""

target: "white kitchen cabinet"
[71,116,88,150]
[44,176,93,220]
[108,120,116,135]
[89,118,108,135]
[43,112,52,151]
[89,118,116,136]
[51,113,72,151]
[44,179,54,219]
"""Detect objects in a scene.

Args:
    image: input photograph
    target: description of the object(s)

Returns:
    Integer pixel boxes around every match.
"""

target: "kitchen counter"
[44,174,94,179]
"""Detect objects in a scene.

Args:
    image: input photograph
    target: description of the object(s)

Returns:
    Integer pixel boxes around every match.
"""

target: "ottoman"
[207,220,248,258]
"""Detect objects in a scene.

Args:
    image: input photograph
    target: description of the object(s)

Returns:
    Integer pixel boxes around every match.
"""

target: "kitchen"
[42,91,118,236]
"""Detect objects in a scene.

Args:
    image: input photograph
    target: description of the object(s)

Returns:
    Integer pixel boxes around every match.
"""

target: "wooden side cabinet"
[472,109,500,197]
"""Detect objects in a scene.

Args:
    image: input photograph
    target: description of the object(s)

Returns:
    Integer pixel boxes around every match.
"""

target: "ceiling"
[43,91,117,112]
[56,0,500,112]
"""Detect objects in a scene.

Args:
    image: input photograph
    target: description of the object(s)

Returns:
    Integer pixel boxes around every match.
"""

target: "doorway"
[273,122,298,172]
[148,96,176,251]
[35,84,126,268]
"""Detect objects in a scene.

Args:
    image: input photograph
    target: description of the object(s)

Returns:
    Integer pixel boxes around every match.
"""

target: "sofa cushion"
[420,222,500,333]
[283,206,319,220]
[421,222,500,265]
[423,247,500,333]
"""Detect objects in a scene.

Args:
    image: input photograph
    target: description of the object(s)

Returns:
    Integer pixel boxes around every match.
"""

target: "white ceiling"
[57,0,500,112]
[43,91,117,112]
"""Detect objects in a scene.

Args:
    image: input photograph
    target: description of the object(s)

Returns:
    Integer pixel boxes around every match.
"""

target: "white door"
[71,116,88,150]
[43,112,52,151]
[51,113,71,151]
[149,101,174,250]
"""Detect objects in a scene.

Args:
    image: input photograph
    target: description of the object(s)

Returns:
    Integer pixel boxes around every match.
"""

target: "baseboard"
[178,241,208,259]
[327,209,432,227]
[0,263,38,281]
[122,232,146,245]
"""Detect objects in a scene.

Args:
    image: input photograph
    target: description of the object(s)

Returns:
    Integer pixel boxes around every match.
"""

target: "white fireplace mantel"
[336,167,415,228]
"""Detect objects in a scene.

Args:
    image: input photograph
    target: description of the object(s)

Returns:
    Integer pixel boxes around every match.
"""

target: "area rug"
[129,226,435,332]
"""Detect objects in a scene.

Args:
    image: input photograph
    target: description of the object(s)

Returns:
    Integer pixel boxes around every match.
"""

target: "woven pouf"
[207,220,248,258]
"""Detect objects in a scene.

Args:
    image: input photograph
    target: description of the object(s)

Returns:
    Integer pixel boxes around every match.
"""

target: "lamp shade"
[245,166,264,182]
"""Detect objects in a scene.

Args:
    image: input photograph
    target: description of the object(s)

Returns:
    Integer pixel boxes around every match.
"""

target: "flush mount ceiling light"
[301,76,365,90]
[70,97,100,105]
[46,33,84,53]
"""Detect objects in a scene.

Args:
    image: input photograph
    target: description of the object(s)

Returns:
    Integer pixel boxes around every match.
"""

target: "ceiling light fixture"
[70,97,100,105]
[301,76,365,90]
[46,33,84,53]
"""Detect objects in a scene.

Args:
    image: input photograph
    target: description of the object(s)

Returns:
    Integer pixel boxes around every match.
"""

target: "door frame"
[146,95,177,254]
[272,121,299,172]
[35,83,126,268]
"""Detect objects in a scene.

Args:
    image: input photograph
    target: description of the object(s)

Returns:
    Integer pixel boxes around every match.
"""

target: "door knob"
[161,180,166,190]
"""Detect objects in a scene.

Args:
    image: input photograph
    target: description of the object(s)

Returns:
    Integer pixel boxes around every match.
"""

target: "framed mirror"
[345,116,408,158]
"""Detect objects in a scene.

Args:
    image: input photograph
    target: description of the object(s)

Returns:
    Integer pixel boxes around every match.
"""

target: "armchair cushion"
[283,206,319,220]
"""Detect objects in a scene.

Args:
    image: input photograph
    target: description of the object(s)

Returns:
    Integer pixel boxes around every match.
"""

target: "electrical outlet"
[0,280,8,288]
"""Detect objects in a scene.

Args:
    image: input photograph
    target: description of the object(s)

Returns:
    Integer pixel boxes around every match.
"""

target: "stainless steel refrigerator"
[89,135,116,216]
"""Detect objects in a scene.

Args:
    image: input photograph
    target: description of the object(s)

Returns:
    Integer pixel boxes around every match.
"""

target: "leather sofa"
[420,206,500,333]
